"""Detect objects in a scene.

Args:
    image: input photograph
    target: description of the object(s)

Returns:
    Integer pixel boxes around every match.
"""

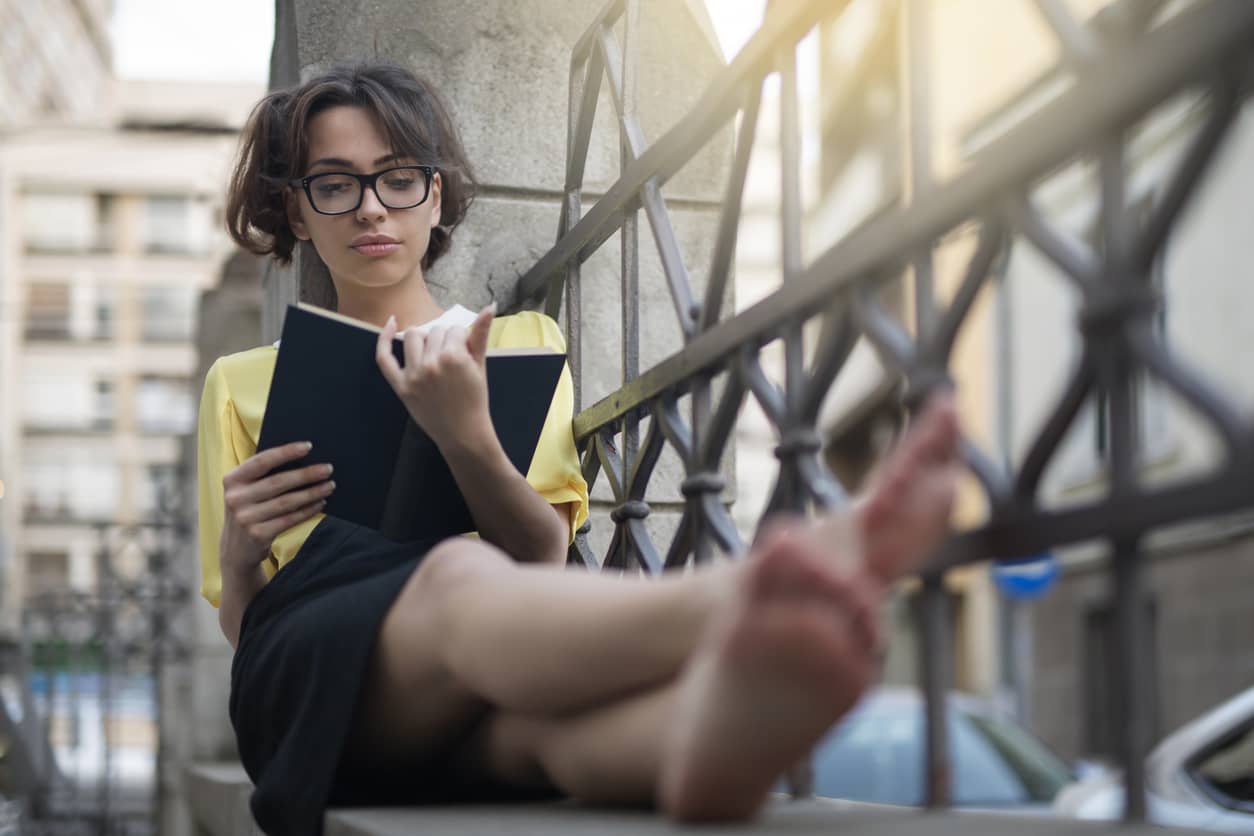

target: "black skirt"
[229,515,443,835]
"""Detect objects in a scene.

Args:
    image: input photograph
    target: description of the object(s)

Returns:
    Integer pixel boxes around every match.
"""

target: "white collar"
[272,304,479,348]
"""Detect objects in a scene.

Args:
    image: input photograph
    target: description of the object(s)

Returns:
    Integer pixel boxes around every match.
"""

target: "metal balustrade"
[511,0,1254,820]
[10,476,192,834]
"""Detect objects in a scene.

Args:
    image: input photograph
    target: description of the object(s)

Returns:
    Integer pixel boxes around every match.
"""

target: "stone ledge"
[325,800,1211,836]
[186,762,1212,836]
[183,762,264,836]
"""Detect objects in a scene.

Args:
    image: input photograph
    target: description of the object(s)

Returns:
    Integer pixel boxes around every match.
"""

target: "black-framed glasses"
[289,165,435,215]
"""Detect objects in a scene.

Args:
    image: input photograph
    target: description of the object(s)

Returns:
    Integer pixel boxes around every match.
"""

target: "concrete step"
[185,761,1211,836]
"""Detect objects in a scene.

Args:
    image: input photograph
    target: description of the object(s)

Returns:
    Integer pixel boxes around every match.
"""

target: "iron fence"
[511,0,1254,819]
[1,472,192,834]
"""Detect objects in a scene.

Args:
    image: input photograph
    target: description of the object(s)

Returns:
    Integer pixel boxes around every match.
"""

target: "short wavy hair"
[226,62,476,271]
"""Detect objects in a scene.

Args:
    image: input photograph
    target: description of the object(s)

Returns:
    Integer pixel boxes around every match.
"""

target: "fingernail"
[386,315,396,329]
[486,301,497,315]
[303,441,313,451]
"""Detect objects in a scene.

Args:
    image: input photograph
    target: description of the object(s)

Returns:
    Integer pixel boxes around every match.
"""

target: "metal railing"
[3,473,192,834]
[511,0,1254,819]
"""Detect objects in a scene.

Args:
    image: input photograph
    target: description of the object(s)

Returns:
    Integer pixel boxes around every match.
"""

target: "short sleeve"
[493,312,590,543]
[196,360,244,607]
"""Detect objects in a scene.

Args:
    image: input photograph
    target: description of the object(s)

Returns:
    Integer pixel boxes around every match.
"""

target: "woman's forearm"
[442,426,568,564]
[219,563,269,649]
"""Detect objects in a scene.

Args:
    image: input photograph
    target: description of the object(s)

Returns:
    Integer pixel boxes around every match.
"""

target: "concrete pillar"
[271,0,735,559]
[169,251,265,836]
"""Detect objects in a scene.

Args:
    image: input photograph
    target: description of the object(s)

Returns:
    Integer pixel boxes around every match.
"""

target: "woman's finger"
[375,315,405,390]
[238,461,332,506]
[402,327,427,376]
[251,496,328,543]
[226,440,312,487]
[467,303,495,361]
[237,478,336,527]
[425,325,450,365]
[442,325,471,358]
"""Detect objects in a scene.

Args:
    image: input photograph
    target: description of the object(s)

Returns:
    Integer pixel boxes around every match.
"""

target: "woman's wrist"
[221,555,268,591]
[439,413,503,464]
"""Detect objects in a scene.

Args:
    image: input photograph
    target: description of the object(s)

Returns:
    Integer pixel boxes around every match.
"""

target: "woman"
[199,61,962,835]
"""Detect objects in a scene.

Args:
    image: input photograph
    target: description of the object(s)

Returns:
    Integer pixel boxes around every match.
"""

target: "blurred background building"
[0,2,261,617]
[727,0,1254,769]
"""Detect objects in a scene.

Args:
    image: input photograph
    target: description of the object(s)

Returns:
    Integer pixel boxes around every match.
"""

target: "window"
[24,282,70,340]
[807,698,1071,806]
[21,456,119,522]
[21,374,114,431]
[139,285,197,343]
[93,379,115,429]
[137,463,181,517]
[25,551,69,597]
[136,376,194,433]
[815,0,903,240]
[143,195,210,255]
[22,192,95,253]
[94,193,118,252]
[90,285,115,341]
[1188,721,1254,811]
[26,283,116,342]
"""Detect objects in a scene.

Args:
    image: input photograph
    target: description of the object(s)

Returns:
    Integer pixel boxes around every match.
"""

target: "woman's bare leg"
[345,541,741,764]
[430,395,962,817]
[452,544,881,808]
[347,394,960,777]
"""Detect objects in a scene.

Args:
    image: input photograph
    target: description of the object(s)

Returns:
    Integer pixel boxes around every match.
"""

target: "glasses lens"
[376,167,428,209]
[308,173,361,214]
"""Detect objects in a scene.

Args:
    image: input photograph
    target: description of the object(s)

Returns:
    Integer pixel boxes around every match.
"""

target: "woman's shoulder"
[205,344,278,394]
[489,309,566,352]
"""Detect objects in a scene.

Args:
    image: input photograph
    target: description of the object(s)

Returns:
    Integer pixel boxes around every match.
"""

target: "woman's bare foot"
[658,394,961,822]
[853,393,962,584]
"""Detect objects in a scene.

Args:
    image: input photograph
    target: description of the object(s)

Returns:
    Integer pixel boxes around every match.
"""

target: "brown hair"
[226,62,476,269]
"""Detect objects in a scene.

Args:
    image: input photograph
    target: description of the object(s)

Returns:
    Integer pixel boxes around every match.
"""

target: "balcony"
[22,417,115,436]
[22,501,116,528]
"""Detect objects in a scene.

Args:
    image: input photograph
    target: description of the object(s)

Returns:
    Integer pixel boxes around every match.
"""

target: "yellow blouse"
[196,310,589,607]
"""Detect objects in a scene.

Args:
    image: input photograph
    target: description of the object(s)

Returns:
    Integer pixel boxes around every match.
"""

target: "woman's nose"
[356,183,388,222]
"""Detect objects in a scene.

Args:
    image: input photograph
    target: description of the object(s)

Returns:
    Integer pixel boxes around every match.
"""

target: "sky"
[109,0,275,83]
[109,1,770,86]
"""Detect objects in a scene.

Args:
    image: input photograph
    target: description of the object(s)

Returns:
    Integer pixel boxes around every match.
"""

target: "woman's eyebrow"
[307,153,410,170]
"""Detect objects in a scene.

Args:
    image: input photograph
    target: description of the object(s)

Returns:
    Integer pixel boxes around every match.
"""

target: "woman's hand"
[219,441,336,579]
[375,304,496,452]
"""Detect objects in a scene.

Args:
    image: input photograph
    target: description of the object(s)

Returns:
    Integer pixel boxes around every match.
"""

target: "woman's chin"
[341,267,413,291]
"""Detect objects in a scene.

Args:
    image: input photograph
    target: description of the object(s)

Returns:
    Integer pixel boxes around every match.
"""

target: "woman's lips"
[352,242,400,257]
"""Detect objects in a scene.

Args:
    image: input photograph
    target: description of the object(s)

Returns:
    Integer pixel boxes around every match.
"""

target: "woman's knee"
[400,537,513,629]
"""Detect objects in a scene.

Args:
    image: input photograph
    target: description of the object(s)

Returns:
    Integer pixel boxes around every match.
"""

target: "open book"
[257,303,566,542]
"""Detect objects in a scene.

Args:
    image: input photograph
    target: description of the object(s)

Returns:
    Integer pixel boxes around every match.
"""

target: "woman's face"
[287,104,442,292]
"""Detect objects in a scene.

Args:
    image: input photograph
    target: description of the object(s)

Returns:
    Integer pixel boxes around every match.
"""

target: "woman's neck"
[334,276,445,331]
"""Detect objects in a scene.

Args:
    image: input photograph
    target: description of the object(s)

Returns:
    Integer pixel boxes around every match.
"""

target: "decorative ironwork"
[3,468,193,834]
[512,0,1254,821]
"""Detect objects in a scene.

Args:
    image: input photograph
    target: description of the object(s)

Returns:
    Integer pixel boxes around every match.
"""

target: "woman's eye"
[316,182,349,194]
[383,176,417,189]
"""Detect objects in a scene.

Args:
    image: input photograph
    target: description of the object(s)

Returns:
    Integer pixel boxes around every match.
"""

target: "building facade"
[0,79,260,627]
[0,0,113,127]
[917,0,1254,759]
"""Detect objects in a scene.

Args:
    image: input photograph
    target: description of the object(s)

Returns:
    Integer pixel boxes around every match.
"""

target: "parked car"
[1054,685,1254,832]
[803,687,1073,811]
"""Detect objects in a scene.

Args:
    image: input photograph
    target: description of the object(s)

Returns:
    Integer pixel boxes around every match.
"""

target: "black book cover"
[257,304,565,542]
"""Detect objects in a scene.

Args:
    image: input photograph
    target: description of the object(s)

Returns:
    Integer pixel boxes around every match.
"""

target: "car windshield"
[810,698,1073,807]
